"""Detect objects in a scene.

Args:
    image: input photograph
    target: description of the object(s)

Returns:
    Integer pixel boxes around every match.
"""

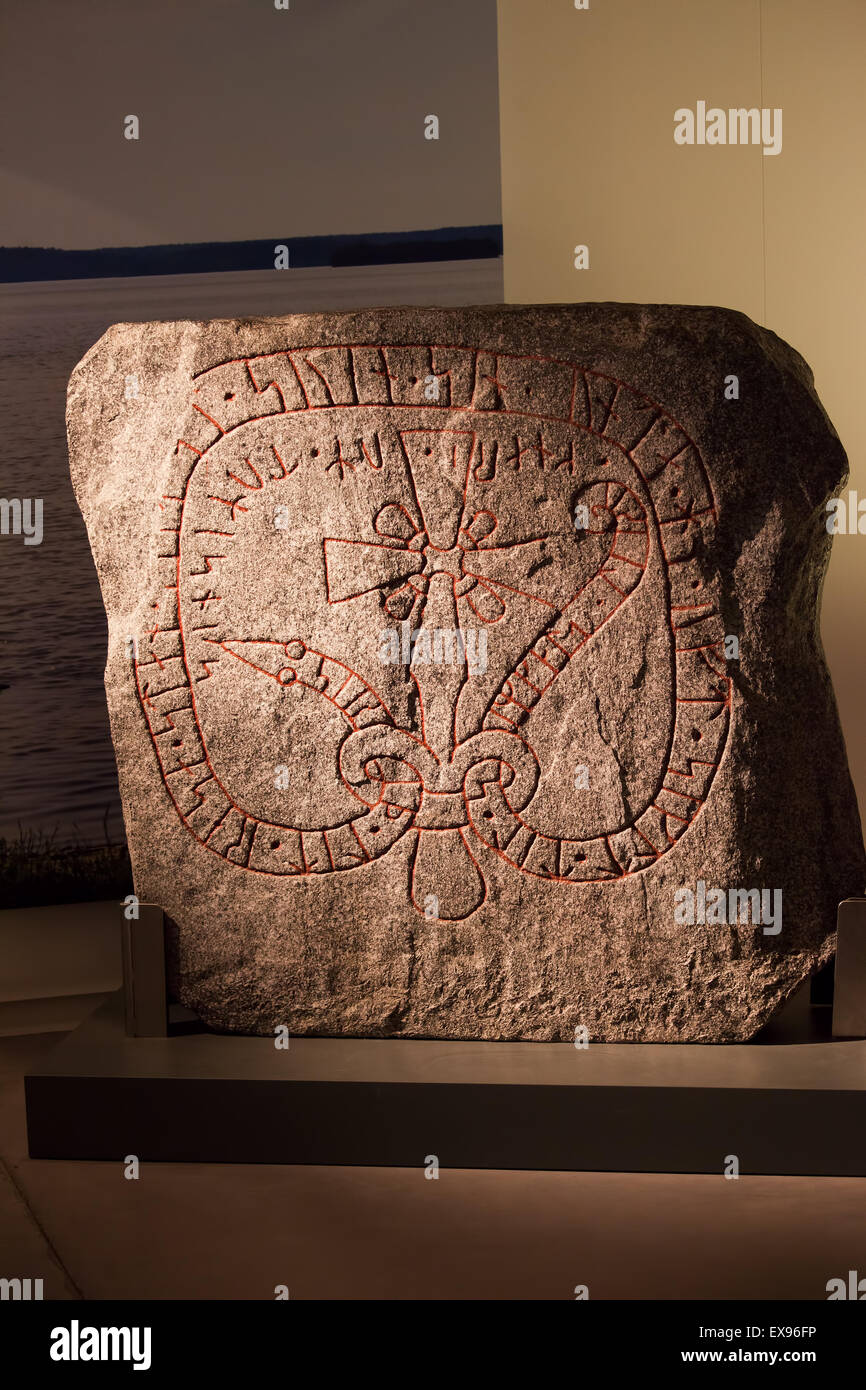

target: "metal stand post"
[121,903,168,1037]
[832,898,866,1038]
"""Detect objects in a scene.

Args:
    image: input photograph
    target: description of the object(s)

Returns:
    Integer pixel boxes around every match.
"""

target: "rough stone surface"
[68,305,866,1041]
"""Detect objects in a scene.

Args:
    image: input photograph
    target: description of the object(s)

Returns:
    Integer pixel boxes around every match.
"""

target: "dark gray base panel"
[23,1072,866,1174]
[23,991,866,1174]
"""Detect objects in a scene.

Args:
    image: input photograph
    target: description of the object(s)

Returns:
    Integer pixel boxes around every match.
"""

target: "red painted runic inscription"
[134,344,731,920]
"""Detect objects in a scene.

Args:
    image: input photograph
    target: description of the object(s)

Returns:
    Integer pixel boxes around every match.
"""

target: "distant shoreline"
[0,225,503,284]
[0,253,505,851]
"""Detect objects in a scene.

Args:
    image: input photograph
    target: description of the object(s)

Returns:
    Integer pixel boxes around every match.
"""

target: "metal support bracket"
[121,903,168,1037]
[832,898,866,1038]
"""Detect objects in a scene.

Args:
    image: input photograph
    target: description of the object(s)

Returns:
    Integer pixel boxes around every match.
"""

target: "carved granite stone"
[68,305,866,1041]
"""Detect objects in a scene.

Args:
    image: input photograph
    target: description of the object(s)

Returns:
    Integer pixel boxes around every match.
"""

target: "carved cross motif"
[323,429,556,760]
[134,346,731,923]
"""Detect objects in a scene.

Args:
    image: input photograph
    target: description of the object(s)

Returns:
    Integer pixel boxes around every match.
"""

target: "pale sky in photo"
[0,0,501,248]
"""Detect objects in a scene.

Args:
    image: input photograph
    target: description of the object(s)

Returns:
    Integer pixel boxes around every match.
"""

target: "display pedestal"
[24,902,866,1174]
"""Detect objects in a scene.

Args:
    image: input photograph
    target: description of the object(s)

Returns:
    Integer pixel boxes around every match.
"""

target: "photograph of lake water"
[0,256,501,901]
[0,0,503,903]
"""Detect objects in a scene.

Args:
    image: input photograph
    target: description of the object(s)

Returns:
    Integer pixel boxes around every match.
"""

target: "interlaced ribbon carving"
[134,344,731,919]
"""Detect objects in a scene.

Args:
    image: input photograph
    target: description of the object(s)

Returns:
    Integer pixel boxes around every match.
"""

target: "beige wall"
[497,0,866,830]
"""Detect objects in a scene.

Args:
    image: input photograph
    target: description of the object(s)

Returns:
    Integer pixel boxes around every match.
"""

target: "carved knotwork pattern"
[134,344,731,920]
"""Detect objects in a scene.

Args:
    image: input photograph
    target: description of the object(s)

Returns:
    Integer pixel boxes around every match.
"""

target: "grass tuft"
[0,812,132,909]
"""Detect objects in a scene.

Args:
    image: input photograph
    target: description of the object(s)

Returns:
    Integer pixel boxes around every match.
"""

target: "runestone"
[68,305,865,1040]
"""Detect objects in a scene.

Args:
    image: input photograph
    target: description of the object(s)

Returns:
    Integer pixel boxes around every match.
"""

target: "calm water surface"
[0,262,501,846]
